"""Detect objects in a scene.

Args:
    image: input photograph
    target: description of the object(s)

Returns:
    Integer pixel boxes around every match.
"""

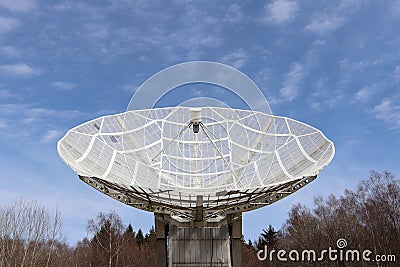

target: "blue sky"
[1,0,400,245]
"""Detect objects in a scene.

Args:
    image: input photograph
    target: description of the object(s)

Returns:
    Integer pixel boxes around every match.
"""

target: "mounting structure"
[58,106,334,266]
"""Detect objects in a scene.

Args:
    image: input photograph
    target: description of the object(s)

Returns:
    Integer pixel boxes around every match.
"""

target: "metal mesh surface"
[58,107,334,213]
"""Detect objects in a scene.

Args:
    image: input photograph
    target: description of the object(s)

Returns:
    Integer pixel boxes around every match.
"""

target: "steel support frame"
[154,213,242,267]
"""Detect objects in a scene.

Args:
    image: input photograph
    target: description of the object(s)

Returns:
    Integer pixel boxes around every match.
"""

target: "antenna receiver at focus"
[190,108,202,134]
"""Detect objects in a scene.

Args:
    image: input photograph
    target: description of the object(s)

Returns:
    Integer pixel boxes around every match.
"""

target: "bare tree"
[73,238,91,267]
[0,198,68,266]
[86,211,126,267]
[277,171,400,267]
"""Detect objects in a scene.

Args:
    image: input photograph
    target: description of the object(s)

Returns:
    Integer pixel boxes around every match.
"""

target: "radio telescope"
[58,105,334,266]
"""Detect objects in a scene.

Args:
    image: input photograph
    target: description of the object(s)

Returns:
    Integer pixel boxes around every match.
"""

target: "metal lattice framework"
[58,107,334,225]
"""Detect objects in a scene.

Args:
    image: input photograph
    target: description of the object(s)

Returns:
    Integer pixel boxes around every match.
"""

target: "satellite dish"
[57,62,335,266]
[57,106,334,225]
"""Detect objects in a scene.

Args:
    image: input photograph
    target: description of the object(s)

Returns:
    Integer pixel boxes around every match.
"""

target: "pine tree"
[256,225,277,251]
[136,229,145,245]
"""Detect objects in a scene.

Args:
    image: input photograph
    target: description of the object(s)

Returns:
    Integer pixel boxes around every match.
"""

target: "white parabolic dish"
[58,106,334,223]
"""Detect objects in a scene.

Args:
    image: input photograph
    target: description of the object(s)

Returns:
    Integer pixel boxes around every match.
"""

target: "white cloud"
[102,2,224,59]
[119,82,138,93]
[0,89,14,99]
[54,1,224,60]
[310,102,321,111]
[1,46,20,57]
[372,101,391,119]
[338,0,368,11]
[0,102,95,144]
[191,88,204,96]
[279,62,305,101]
[305,0,367,35]
[53,3,72,11]
[353,84,379,103]
[0,103,82,136]
[0,103,88,123]
[40,130,63,143]
[394,65,400,83]
[0,16,20,33]
[262,0,299,25]
[224,4,244,24]
[372,100,400,129]
[0,0,37,12]
[325,93,344,107]
[218,49,248,69]
[393,0,400,16]
[339,58,375,72]
[83,23,109,39]
[51,81,75,91]
[0,63,39,76]
[0,117,8,129]
[309,82,345,111]
[172,5,224,55]
[305,14,345,35]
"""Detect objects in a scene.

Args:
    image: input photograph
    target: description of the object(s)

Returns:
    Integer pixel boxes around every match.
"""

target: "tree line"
[1,170,398,266]
[243,170,400,266]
